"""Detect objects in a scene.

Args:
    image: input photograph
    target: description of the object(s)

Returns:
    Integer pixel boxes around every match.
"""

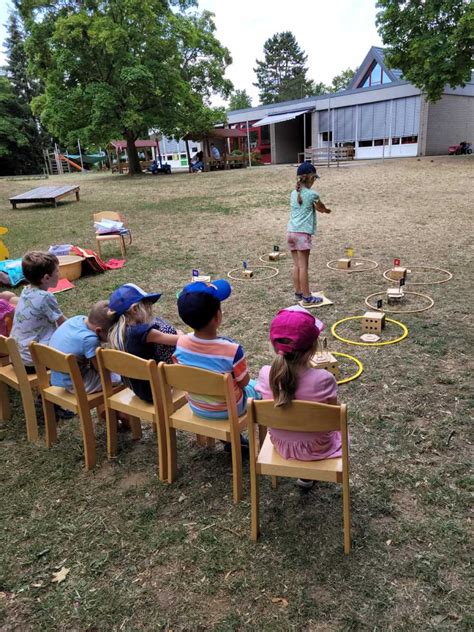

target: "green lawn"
[0,158,472,630]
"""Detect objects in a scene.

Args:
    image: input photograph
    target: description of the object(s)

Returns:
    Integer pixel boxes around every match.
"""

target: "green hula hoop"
[332,351,364,384]
[331,316,409,347]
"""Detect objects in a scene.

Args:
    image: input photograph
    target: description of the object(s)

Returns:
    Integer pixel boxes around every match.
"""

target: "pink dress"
[255,365,342,461]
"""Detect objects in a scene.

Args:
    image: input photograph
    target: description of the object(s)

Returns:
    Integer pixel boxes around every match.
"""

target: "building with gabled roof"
[227,46,474,163]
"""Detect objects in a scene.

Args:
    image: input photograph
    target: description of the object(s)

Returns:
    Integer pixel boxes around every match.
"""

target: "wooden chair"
[30,342,111,470]
[247,398,351,554]
[158,362,248,503]
[0,336,40,443]
[96,348,186,481]
[93,211,131,258]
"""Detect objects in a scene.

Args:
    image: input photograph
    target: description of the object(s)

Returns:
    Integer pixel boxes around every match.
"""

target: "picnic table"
[9,185,80,209]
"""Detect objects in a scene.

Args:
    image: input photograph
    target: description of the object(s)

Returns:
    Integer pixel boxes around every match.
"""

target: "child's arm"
[314,200,331,214]
[146,329,179,347]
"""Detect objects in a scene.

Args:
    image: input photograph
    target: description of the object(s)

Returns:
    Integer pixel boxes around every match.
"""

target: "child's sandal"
[294,292,304,300]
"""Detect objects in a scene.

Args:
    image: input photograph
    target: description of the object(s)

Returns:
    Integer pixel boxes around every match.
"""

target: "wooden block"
[361,310,385,334]
[242,269,253,278]
[268,252,280,261]
[192,275,211,283]
[337,258,351,269]
[311,351,340,379]
[391,266,407,280]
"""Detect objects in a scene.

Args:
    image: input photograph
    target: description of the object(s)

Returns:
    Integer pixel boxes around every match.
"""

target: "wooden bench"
[9,185,80,209]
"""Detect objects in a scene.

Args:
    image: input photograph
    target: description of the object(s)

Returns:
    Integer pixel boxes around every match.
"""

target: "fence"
[303,147,355,165]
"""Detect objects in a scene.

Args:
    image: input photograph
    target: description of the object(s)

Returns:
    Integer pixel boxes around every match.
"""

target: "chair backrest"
[249,399,346,433]
[0,335,32,384]
[29,341,87,397]
[97,348,160,406]
[158,362,237,418]
[93,211,122,222]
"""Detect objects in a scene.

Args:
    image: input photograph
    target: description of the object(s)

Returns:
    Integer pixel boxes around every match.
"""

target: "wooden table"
[9,185,80,209]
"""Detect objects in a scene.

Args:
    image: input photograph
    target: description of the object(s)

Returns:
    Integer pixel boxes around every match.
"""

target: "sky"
[0,0,384,106]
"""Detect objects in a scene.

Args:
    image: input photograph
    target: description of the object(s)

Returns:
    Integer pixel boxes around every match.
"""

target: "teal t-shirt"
[287,187,320,235]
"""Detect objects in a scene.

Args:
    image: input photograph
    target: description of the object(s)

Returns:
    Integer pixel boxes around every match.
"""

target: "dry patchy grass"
[0,156,472,631]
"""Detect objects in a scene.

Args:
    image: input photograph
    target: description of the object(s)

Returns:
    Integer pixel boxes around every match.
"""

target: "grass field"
[0,157,472,631]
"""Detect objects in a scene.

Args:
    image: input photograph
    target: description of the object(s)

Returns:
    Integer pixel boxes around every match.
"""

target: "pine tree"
[254,32,313,104]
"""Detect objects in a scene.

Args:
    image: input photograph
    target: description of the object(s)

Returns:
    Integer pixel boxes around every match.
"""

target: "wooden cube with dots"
[242,269,253,278]
[337,258,351,269]
[311,351,340,379]
[361,311,385,334]
[391,266,407,281]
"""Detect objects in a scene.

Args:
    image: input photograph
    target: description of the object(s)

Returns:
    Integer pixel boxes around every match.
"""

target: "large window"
[358,62,391,89]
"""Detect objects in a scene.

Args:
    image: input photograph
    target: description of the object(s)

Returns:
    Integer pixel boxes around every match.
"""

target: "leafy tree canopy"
[254,32,313,104]
[18,0,233,173]
[228,89,252,111]
[330,67,357,92]
[376,0,474,102]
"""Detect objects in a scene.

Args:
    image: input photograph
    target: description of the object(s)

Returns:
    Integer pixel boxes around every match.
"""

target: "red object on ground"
[48,279,75,293]
[70,246,126,273]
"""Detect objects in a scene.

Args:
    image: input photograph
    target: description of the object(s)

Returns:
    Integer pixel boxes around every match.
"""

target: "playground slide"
[59,154,83,171]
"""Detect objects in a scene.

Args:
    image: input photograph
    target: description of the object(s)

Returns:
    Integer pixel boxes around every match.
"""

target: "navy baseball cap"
[109,283,161,317]
[178,279,232,330]
[297,161,320,178]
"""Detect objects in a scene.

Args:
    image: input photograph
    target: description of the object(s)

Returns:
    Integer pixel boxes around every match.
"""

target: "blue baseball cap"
[109,283,161,317]
[177,279,232,330]
[297,161,320,178]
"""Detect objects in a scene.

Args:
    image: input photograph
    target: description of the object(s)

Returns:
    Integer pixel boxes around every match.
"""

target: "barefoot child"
[256,305,341,488]
[288,162,331,306]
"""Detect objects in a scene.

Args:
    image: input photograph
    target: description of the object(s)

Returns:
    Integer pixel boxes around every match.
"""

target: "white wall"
[355,143,418,159]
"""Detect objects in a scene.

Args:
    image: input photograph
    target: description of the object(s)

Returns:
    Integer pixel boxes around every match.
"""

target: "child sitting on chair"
[107,283,181,402]
[174,279,260,420]
[11,251,66,372]
[255,305,341,488]
[49,300,116,393]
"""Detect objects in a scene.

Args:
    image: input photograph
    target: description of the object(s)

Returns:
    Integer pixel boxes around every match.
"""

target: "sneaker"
[296,478,315,489]
[55,405,76,420]
[301,295,323,306]
[223,435,249,457]
[294,292,304,301]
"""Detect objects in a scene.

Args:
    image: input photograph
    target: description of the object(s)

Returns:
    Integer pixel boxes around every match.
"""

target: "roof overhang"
[252,109,312,127]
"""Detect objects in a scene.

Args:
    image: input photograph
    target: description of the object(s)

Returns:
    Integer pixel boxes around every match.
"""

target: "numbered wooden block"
[361,311,385,334]
[391,266,407,281]
[311,351,340,379]
[268,251,286,261]
[337,258,352,269]
[242,269,253,278]
[387,287,404,303]
[192,275,211,283]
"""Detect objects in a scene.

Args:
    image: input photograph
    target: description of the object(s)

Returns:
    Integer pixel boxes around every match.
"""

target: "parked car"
[448,141,472,155]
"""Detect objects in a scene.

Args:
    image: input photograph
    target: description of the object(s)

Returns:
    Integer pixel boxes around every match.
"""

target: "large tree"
[18,0,232,174]
[330,67,357,93]
[254,32,313,104]
[376,0,474,102]
[228,89,252,111]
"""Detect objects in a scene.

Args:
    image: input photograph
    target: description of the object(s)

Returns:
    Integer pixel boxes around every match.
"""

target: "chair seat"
[257,434,342,483]
[108,387,156,421]
[43,386,104,412]
[169,403,247,441]
[96,233,125,241]
[0,364,39,389]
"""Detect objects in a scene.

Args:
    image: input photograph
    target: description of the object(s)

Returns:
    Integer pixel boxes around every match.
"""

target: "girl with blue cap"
[287,162,332,306]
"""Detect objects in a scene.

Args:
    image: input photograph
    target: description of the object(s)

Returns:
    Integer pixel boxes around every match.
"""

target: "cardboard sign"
[192,268,199,277]
[242,260,247,270]
[346,247,353,258]
[394,258,401,266]
[376,298,383,309]
[273,245,280,252]
[399,277,406,287]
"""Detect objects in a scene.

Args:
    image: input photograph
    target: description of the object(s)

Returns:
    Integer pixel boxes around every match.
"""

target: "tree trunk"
[125,131,142,175]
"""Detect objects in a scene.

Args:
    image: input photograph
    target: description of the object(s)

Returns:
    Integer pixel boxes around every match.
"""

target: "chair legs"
[129,416,142,440]
[43,400,57,447]
[154,419,168,482]
[230,432,243,504]
[166,426,177,483]
[0,381,11,421]
[250,470,260,541]
[106,408,118,458]
[20,385,39,443]
[120,236,126,257]
[77,407,96,471]
[342,472,351,554]
[96,238,102,259]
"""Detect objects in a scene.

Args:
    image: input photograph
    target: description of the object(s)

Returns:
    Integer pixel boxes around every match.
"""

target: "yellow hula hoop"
[332,352,364,384]
[331,316,409,347]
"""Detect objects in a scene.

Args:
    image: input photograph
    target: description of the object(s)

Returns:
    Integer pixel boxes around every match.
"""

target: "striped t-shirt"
[173,333,248,419]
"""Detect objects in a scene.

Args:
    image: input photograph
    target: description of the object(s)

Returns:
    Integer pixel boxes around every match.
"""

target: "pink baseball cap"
[270,305,325,354]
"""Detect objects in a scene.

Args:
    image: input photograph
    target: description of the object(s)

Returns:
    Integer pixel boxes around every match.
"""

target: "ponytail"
[295,174,315,205]
[269,340,320,407]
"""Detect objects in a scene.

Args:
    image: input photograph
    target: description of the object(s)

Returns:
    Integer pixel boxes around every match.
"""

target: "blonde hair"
[88,300,113,331]
[269,339,320,407]
[107,300,154,352]
[296,174,316,205]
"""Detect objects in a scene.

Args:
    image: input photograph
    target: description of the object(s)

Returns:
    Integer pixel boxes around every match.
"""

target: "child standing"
[11,251,66,371]
[288,162,331,306]
[174,279,260,420]
[49,301,114,393]
[256,305,341,488]
[107,283,180,402]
